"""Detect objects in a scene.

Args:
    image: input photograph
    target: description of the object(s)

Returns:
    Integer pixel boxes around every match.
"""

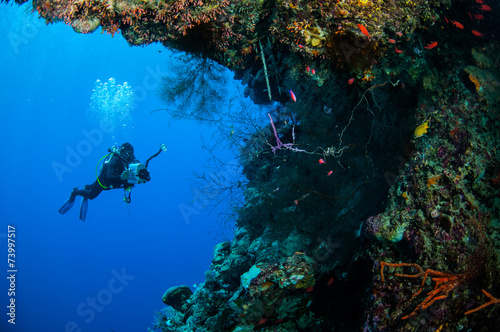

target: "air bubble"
[88,78,135,136]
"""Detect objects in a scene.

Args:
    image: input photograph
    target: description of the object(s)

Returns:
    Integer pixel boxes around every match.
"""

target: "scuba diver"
[59,142,166,221]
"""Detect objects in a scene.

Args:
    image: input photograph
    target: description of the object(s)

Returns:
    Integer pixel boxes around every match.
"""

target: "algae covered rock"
[70,16,100,34]
[229,253,317,327]
[465,64,500,120]
[162,285,193,313]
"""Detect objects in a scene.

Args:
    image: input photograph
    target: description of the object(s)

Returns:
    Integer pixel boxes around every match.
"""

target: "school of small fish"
[289,0,492,121]
[281,0,493,181]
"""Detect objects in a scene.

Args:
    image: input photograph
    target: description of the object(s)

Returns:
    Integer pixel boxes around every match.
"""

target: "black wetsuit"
[75,154,137,200]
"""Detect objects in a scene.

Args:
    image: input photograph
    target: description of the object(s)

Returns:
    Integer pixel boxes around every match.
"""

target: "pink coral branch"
[268,113,305,154]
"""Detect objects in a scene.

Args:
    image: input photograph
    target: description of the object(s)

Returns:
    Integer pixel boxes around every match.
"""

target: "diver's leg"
[74,186,91,199]
[74,181,103,200]
[86,181,104,200]
[76,182,103,221]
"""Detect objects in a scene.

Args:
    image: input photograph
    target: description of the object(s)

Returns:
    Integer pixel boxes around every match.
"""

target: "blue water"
[1,4,238,331]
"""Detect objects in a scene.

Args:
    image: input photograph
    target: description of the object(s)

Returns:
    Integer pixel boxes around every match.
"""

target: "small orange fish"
[388,38,396,44]
[319,158,326,164]
[472,13,484,20]
[395,46,404,54]
[327,170,333,176]
[298,44,304,49]
[395,31,403,37]
[311,68,316,75]
[289,89,297,102]
[294,199,299,205]
[476,0,483,4]
[348,78,355,85]
[451,20,464,29]
[306,66,310,72]
[258,318,268,325]
[326,277,334,287]
[357,24,371,39]
[306,286,314,292]
[444,17,449,24]
[424,41,438,49]
[472,30,484,36]
[480,4,491,12]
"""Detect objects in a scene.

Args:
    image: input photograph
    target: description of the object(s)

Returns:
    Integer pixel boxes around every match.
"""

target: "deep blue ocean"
[1,4,238,331]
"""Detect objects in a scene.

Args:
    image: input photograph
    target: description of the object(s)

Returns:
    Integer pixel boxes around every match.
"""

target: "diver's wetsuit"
[75,153,137,200]
[58,142,147,222]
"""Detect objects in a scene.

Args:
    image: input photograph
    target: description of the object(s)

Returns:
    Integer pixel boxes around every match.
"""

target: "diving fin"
[79,197,89,222]
[58,188,78,215]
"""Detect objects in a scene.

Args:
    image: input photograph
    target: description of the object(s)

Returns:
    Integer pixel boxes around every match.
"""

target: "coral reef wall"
[13,0,500,331]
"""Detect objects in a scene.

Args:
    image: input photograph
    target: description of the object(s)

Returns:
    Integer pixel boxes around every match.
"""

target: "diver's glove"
[120,169,131,181]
